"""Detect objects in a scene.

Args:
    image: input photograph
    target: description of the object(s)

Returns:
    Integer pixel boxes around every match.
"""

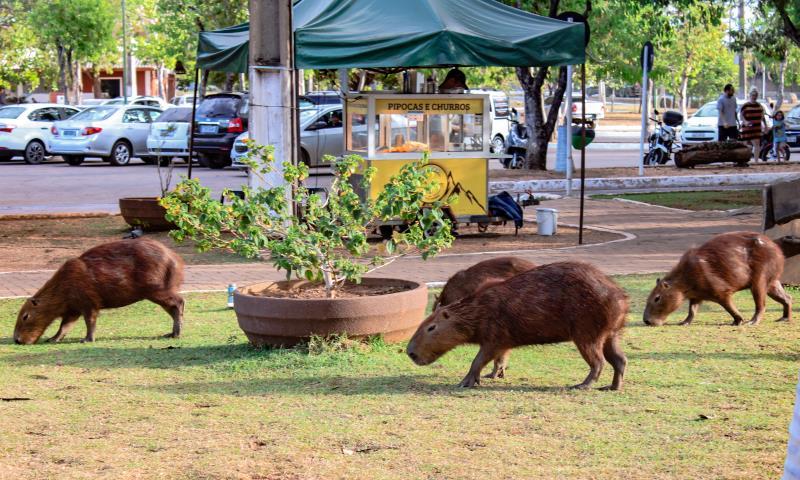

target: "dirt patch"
[0,213,623,272]
[248,282,411,299]
[490,161,800,181]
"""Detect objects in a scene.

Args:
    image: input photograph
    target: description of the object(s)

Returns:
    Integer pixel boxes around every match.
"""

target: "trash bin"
[536,208,558,236]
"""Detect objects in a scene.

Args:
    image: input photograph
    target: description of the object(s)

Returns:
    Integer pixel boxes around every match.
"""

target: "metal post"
[122,0,128,103]
[579,63,587,245]
[187,68,200,179]
[565,64,573,196]
[638,54,650,177]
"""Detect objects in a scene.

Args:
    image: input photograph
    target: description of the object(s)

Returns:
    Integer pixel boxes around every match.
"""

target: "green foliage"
[32,0,115,63]
[162,145,454,296]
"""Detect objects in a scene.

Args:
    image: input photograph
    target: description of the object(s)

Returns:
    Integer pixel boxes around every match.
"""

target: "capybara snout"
[642,278,685,326]
[407,308,468,366]
[13,238,185,344]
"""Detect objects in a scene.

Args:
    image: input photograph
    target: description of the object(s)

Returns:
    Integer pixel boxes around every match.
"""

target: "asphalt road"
[0,147,646,216]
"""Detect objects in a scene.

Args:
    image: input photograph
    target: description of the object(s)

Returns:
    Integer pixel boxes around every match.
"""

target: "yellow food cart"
[344,93,496,225]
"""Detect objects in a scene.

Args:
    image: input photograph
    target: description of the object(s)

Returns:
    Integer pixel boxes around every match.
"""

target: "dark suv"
[193,92,248,169]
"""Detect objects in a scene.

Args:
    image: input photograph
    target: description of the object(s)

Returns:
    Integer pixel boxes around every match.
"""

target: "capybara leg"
[81,310,98,343]
[718,296,745,326]
[152,294,184,338]
[572,341,604,389]
[458,346,495,388]
[484,349,511,379]
[48,314,80,343]
[748,280,768,325]
[679,301,701,326]
[600,335,627,391]
[767,281,792,322]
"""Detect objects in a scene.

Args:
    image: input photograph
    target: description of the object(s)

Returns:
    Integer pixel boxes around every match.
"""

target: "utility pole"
[122,0,128,103]
[248,0,296,190]
[738,0,746,99]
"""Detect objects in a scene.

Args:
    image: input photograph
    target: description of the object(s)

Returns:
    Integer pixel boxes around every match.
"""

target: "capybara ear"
[30,298,38,306]
[662,281,670,289]
[656,278,661,285]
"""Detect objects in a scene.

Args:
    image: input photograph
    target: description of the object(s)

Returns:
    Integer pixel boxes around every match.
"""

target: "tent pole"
[187,68,200,179]
[579,63,586,245]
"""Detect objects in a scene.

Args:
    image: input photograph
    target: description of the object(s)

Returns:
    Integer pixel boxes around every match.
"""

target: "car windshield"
[788,106,800,119]
[300,109,319,124]
[694,104,718,117]
[70,107,117,121]
[0,107,25,119]
[156,108,192,122]
[197,96,241,117]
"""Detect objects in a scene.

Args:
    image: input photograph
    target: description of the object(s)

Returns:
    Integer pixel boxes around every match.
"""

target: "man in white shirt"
[717,83,738,141]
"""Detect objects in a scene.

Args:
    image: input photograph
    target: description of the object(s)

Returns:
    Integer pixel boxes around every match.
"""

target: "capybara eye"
[442,311,450,319]
[427,324,437,332]
[654,295,661,303]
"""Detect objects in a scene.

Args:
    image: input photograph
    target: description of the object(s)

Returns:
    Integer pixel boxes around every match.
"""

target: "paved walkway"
[0,198,762,298]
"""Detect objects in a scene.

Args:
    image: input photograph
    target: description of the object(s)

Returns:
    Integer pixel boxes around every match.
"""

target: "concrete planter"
[118,197,175,231]
[233,278,428,347]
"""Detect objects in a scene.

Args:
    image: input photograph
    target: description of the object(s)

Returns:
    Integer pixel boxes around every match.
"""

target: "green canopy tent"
[192,0,590,242]
[195,0,584,72]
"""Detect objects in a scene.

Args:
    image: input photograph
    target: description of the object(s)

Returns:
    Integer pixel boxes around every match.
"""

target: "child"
[773,111,788,162]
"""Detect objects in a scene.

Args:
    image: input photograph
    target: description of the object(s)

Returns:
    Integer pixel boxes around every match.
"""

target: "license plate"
[160,129,175,137]
[199,125,217,134]
[63,130,77,137]
[788,135,797,143]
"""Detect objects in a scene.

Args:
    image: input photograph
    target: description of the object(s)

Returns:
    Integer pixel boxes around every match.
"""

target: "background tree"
[0,1,55,94]
[31,0,115,104]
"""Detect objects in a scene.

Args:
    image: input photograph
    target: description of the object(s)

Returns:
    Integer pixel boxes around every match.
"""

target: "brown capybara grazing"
[643,231,792,327]
[407,261,629,390]
[433,256,536,379]
[13,238,185,345]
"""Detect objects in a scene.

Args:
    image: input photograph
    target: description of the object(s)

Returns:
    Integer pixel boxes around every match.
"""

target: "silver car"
[231,105,343,168]
[50,105,162,166]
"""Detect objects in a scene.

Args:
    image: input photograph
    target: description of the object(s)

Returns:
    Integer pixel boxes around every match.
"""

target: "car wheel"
[300,149,311,167]
[158,157,172,167]
[63,155,84,166]
[140,157,156,165]
[207,155,230,169]
[109,141,132,166]
[24,140,46,165]
[197,155,210,168]
[491,135,505,154]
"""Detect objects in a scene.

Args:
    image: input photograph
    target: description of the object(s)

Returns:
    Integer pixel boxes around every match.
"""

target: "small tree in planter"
[161,142,455,298]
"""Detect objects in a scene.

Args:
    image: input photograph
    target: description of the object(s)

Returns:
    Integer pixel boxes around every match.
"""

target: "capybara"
[13,238,185,344]
[407,261,629,390]
[433,256,536,378]
[643,231,792,327]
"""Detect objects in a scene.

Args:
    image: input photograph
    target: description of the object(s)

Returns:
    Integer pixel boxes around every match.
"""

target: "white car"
[470,89,511,153]
[103,96,169,110]
[0,104,80,164]
[146,107,193,159]
[50,105,162,166]
[681,99,773,145]
[169,95,197,107]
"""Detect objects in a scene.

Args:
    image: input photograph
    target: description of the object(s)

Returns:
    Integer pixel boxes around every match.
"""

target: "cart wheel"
[477,223,489,233]
[378,225,394,240]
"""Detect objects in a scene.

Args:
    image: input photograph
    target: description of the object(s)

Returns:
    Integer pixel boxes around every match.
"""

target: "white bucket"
[536,208,558,236]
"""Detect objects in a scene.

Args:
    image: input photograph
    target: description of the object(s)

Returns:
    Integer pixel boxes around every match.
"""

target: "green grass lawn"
[592,190,762,211]
[1,276,798,479]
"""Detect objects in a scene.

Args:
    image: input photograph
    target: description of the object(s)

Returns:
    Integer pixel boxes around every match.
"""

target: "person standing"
[739,88,766,161]
[0,86,7,105]
[772,111,789,162]
[717,84,738,141]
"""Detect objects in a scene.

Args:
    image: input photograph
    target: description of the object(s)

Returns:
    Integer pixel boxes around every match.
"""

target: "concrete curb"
[490,172,800,194]
[0,212,114,221]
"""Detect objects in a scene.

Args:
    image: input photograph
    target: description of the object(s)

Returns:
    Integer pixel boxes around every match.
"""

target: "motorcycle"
[502,108,527,169]
[644,109,683,166]
[759,128,792,162]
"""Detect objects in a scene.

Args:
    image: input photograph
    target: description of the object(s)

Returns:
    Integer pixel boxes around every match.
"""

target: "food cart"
[344,93,495,224]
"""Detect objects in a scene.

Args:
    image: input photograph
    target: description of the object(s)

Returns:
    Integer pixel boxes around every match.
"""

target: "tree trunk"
[516,65,567,170]
[91,70,102,98]
[357,70,367,91]
[157,64,164,99]
[199,69,209,98]
[65,48,74,105]
[224,72,235,91]
[57,44,67,104]
[679,70,689,118]
[776,57,787,111]
[775,4,800,49]
[599,80,606,109]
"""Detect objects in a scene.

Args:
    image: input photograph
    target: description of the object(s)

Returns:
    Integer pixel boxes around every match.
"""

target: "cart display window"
[374,111,484,153]
[346,111,369,152]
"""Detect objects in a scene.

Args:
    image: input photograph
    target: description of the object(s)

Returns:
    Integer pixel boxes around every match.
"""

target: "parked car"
[469,89,511,154]
[192,92,249,169]
[103,96,169,109]
[301,91,342,107]
[49,105,162,166]
[169,95,197,106]
[544,94,605,124]
[0,104,80,164]
[680,99,773,145]
[785,105,800,150]
[146,106,194,161]
[231,105,345,169]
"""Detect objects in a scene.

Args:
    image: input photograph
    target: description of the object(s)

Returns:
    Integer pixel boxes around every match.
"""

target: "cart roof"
[196,0,585,73]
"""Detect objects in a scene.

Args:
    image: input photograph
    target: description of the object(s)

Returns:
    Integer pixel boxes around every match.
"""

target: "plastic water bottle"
[227,283,236,308]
